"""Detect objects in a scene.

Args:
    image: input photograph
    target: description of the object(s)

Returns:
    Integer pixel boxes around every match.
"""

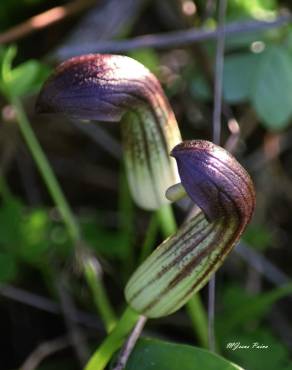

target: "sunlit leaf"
[0,45,51,98]
[8,59,51,97]
[128,48,160,74]
[251,46,292,130]
[223,52,260,103]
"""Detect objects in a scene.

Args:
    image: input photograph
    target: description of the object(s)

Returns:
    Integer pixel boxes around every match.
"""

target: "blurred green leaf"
[191,75,212,101]
[8,59,51,97]
[0,45,51,98]
[251,46,292,130]
[225,30,266,50]
[227,0,276,19]
[0,251,18,281]
[0,196,23,247]
[19,208,50,264]
[223,52,260,103]
[0,45,17,96]
[128,49,159,74]
[82,219,130,260]
[217,283,292,337]
[243,223,273,250]
[123,338,243,370]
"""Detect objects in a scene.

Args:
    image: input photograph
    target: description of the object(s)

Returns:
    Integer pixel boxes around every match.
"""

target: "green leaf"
[227,0,276,19]
[0,45,17,96]
[123,338,243,370]
[82,218,131,260]
[128,49,159,74]
[19,209,50,264]
[243,223,273,250]
[0,45,51,98]
[8,59,51,97]
[225,27,266,51]
[0,197,23,247]
[217,283,292,337]
[251,46,292,130]
[0,252,18,281]
[191,75,212,101]
[223,52,260,103]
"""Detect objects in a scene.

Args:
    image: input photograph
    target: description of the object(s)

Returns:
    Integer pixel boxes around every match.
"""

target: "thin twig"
[212,0,227,145]
[112,315,147,370]
[20,335,70,370]
[209,0,227,353]
[0,282,104,330]
[0,0,96,44]
[57,278,89,366]
[236,242,290,286]
[55,13,292,58]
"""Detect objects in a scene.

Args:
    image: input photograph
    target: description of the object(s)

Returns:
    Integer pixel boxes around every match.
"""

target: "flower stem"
[85,307,140,370]
[12,97,116,329]
[156,203,177,236]
[83,259,116,333]
[13,97,80,242]
[186,292,209,348]
[112,315,147,370]
[139,214,159,263]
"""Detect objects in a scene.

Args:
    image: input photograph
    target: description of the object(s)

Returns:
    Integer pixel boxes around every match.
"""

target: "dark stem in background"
[112,315,147,370]
[54,13,292,58]
[0,0,96,45]
[212,0,227,144]
[56,277,89,366]
[209,0,227,352]
[20,336,70,370]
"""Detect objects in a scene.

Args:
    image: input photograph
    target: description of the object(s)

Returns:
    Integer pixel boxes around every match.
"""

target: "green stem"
[186,292,209,348]
[84,260,117,333]
[119,170,135,277]
[13,97,80,242]
[139,214,159,263]
[85,307,140,370]
[156,203,177,236]
[85,211,160,369]
[12,97,116,329]
[157,203,209,348]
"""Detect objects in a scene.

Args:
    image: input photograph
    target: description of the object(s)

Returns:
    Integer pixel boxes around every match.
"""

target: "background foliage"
[0,0,292,369]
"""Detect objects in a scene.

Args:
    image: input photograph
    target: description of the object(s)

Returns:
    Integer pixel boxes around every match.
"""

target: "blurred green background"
[0,0,292,369]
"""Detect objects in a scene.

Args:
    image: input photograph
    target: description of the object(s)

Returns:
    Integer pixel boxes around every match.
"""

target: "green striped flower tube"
[36,54,182,210]
[125,140,255,317]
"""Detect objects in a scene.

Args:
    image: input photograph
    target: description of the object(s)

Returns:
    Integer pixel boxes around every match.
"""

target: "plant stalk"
[85,307,140,370]
[13,97,80,242]
[84,260,116,333]
[12,97,116,329]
